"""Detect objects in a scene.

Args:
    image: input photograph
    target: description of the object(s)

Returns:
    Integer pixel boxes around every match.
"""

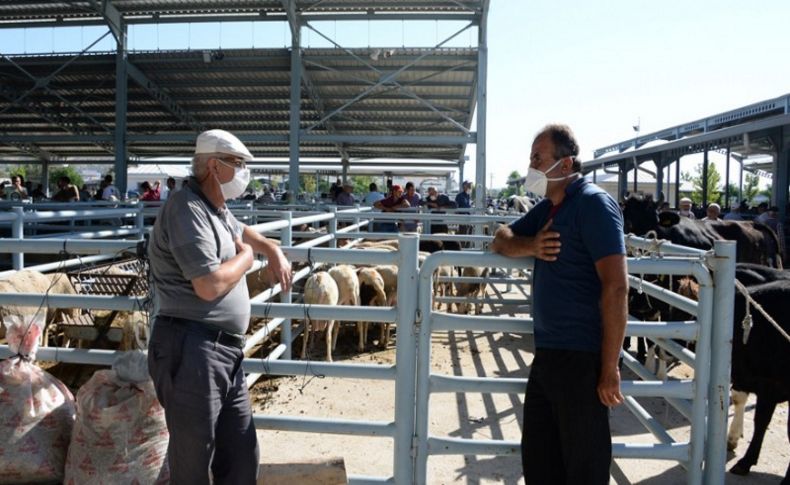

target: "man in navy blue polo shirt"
[491,124,628,484]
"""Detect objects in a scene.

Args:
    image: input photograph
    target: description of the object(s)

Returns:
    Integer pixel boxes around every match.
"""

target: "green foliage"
[248,178,263,192]
[8,166,26,179]
[682,162,722,205]
[742,173,760,204]
[723,183,740,206]
[49,166,84,190]
[500,170,524,198]
[351,175,376,197]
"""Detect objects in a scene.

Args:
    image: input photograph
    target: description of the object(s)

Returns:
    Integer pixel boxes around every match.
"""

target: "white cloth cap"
[195,129,253,161]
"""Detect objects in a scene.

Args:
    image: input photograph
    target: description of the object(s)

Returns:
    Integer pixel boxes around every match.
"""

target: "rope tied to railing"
[734,279,790,345]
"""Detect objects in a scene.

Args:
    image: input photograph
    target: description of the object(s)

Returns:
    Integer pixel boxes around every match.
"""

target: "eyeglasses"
[216,157,246,169]
[530,153,559,166]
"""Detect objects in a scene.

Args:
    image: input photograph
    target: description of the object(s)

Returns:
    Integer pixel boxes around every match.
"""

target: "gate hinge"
[415,309,422,325]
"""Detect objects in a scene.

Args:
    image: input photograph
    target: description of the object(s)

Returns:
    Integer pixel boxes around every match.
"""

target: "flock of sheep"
[291,238,487,362]
[0,237,488,363]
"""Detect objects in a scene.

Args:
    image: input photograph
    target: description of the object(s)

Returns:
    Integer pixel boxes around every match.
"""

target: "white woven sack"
[64,351,169,484]
[0,314,76,484]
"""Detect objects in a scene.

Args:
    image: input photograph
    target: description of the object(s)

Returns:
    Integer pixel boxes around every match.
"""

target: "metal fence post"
[393,234,419,485]
[11,206,24,270]
[424,208,432,234]
[688,261,715,485]
[705,241,736,484]
[135,202,144,233]
[329,206,338,248]
[281,211,293,359]
[414,249,436,484]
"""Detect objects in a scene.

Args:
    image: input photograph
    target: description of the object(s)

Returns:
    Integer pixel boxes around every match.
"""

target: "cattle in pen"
[622,193,782,267]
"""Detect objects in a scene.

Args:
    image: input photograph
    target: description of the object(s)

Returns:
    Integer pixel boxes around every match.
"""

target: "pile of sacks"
[0,314,169,484]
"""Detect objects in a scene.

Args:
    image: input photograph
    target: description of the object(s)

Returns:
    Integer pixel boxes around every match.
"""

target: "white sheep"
[433,265,455,311]
[302,272,340,362]
[328,265,360,349]
[356,267,387,351]
[372,265,398,347]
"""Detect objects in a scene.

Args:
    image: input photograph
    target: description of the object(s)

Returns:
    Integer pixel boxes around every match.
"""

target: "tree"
[49,166,84,190]
[682,162,722,205]
[723,183,740,207]
[742,173,760,204]
[500,170,524,198]
[350,175,376,198]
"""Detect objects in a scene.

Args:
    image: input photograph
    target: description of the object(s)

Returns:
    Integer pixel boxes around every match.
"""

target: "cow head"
[622,193,660,235]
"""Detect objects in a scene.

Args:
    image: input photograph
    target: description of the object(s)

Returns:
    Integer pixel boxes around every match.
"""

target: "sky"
[1,1,789,188]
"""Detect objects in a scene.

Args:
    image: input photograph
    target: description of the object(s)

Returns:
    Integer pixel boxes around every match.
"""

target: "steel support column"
[675,158,681,208]
[618,162,628,200]
[41,159,50,195]
[702,149,709,206]
[772,126,789,220]
[341,159,349,184]
[114,22,128,196]
[655,157,664,199]
[474,3,489,208]
[287,4,302,203]
[724,145,731,209]
[459,159,465,188]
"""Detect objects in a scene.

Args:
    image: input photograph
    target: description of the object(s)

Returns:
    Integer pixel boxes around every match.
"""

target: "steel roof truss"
[125,61,205,132]
[303,20,473,132]
[282,0,349,160]
[0,29,111,117]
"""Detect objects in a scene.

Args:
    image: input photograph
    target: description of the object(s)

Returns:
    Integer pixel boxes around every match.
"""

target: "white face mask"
[218,161,250,200]
[524,158,572,197]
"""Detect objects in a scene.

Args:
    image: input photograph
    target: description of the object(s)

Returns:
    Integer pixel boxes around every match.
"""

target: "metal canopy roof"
[0,0,490,200]
[587,94,790,168]
[0,46,477,162]
[0,2,483,27]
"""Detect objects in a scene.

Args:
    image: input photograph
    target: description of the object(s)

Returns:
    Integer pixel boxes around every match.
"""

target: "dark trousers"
[148,318,259,485]
[522,349,611,485]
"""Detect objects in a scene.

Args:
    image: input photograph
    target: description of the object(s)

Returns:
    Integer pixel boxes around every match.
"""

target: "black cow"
[419,237,462,254]
[622,194,782,267]
[728,279,790,483]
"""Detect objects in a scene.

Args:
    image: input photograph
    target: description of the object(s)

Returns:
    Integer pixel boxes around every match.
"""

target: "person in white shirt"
[160,177,177,201]
[363,183,385,205]
[101,174,120,200]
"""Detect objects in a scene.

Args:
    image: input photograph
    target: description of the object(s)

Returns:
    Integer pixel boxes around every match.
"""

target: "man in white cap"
[678,197,696,219]
[148,129,291,484]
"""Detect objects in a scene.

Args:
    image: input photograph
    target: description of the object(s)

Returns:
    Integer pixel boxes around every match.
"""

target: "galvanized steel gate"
[0,232,736,484]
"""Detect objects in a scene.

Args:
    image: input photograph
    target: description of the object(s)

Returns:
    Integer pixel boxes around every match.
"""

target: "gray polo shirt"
[149,177,250,334]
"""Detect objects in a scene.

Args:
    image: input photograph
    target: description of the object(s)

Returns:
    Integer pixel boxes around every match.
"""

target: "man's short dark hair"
[369,183,378,192]
[405,182,414,190]
[536,124,581,172]
[104,174,113,183]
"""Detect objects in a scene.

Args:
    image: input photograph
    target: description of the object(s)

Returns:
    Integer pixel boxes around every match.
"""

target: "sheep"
[355,240,399,251]
[372,265,398,347]
[0,270,79,325]
[454,266,489,315]
[328,265,360,348]
[356,268,388,350]
[246,267,274,299]
[301,272,340,362]
[433,265,455,311]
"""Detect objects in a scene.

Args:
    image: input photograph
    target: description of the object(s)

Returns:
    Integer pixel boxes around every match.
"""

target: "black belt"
[157,315,246,349]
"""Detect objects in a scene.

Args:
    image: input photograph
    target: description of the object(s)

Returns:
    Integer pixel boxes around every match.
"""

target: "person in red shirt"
[374,184,409,232]
[140,181,161,201]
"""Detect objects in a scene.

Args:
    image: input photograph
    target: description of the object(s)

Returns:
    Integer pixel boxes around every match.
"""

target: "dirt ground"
[252,322,788,484]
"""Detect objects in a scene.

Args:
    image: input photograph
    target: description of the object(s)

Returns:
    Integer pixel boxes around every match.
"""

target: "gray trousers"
[148,318,259,484]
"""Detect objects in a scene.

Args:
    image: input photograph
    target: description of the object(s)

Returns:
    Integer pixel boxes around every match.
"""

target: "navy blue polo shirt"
[509,178,625,353]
